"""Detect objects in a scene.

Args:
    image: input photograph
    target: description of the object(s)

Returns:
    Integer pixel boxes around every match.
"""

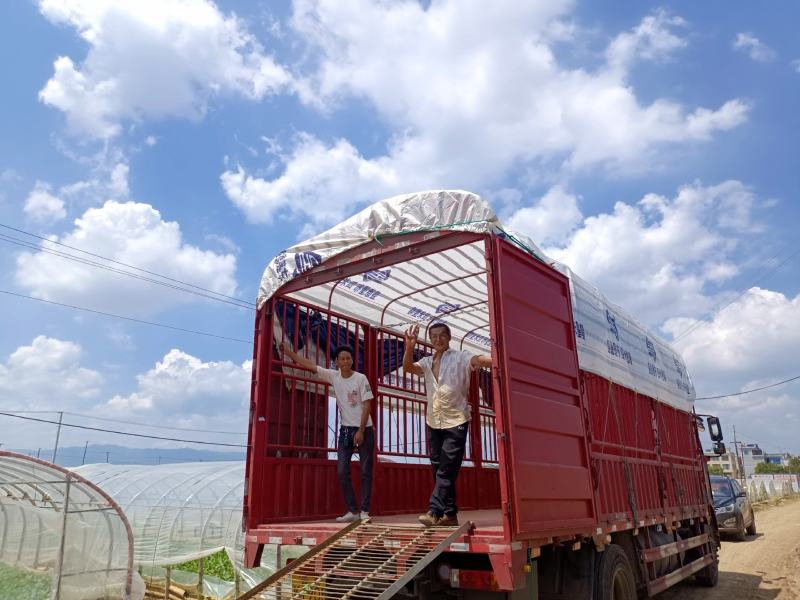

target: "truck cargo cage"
[243,191,721,596]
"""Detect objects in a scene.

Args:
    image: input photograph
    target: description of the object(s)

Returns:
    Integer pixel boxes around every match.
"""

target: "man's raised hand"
[404,324,419,347]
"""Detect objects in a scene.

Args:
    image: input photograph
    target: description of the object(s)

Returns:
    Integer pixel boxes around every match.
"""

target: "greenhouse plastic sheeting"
[73,461,274,595]
[257,189,695,411]
[0,451,143,600]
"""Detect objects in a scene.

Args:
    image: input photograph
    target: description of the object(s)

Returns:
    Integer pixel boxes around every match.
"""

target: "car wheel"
[695,557,719,587]
[735,516,747,541]
[746,517,757,536]
[594,544,637,600]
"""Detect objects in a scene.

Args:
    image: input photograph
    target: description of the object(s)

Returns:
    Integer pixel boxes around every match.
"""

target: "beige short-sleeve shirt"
[416,349,474,429]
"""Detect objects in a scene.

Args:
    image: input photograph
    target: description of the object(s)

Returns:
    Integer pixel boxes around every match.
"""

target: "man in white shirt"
[403,323,493,526]
[280,342,374,523]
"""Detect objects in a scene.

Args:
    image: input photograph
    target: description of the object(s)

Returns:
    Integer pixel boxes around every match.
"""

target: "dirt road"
[659,498,800,599]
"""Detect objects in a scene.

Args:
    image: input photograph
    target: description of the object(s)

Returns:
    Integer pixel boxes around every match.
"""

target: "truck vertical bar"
[243,308,258,532]
[469,371,483,470]
[255,299,280,525]
[274,301,285,452]
[483,237,514,543]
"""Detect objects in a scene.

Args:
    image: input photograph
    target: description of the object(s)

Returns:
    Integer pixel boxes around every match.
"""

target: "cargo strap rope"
[608,380,641,528]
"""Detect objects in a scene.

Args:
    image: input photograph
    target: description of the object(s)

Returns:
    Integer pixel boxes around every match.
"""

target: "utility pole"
[739,439,748,485]
[105,451,110,463]
[732,425,741,481]
[81,441,88,465]
[52,411,64,464]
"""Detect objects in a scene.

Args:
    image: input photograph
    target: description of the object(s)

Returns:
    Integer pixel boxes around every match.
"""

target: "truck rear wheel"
[594,545,637,600]
[695,558,719,587]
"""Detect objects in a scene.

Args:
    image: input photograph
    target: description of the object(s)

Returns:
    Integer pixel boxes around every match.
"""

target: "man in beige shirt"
[403,322,492,526]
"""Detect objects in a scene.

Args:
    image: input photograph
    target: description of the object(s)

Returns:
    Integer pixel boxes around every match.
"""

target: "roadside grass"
[753,493,799,513]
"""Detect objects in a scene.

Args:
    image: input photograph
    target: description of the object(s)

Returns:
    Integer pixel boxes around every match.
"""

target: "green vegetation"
[0,563,51,600]
[174,550,235,581]
[707,464,724,475]
[754,459,800,475]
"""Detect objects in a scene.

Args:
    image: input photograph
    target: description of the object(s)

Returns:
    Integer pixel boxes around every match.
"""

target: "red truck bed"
[243,230,717,596]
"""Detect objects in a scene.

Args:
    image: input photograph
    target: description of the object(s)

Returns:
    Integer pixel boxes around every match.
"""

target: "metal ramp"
[237,520,472,600]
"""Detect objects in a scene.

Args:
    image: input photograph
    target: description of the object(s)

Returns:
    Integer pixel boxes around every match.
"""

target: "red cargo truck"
[241,192,725,599]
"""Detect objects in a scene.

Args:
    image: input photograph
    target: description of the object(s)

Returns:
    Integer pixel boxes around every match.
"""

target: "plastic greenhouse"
[0,451,141,600]
[73,461,275,598]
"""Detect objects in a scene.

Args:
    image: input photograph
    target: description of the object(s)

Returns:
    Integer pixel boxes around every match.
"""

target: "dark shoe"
[418,512,440,527]
[438,513,459,526]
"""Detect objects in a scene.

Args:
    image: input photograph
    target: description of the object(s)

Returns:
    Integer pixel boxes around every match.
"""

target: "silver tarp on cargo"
[257,190,695,411]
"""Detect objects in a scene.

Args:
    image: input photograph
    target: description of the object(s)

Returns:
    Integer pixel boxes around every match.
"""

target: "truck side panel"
[583,371,708,527]
[489,239,597,538]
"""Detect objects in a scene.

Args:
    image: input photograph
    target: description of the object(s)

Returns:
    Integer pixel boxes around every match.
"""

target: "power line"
[673,245,800,344]
[0,289,251,344]
[0,412,248,448]
[22,449,243,464]
[0,222,255,308]
[1,410,246,436]
[696,374,800,400]
[64,411,247,435]
[0,232,250,309]
[0,233,253,310]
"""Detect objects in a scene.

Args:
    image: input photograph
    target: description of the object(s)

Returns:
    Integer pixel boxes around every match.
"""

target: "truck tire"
[746,517,757,536]
[695,558,719,587]
[594,545,637,600]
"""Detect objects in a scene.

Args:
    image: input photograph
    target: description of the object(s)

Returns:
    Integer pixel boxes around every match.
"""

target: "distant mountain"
[9,444,245,468]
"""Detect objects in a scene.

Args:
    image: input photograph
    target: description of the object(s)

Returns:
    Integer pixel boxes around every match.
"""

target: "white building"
[705,450,740,478]
[739,444,765,478]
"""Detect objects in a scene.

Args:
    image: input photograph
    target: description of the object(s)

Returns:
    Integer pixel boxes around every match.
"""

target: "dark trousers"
[337,426,374,513]
[427,423,468,517]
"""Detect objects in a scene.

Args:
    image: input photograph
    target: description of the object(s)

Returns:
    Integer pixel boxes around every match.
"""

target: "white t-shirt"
[416,349,475,429]
[317,368,374,428]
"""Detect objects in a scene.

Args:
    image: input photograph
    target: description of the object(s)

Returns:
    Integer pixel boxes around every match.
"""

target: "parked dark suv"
[711,475,756,540]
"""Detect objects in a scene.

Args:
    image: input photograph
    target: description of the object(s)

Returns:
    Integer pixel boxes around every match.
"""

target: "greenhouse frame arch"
[0,451,138,600]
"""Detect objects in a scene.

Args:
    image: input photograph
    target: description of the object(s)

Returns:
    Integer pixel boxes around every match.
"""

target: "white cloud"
[38,0,291,138]
[792,59,800,73]
[292,3,747,171]
[104,349,250,416]
[204,233,240,254]
[545,180,761,325]
[605,9,687,71]
[23,182,67,223]
[108,163,130,197]
[733,32,776,63]
[221,134,399,227]
[0,336,103,409]
[663,288,800,452]
[665,288,800,383]
[15,200,238,315]
[223,4,748,226]
[19,159,130,227]
[0,342,251,449]
[506,185,582,245]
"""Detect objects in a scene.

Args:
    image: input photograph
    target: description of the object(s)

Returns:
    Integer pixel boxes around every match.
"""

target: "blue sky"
[0,0,798,456]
